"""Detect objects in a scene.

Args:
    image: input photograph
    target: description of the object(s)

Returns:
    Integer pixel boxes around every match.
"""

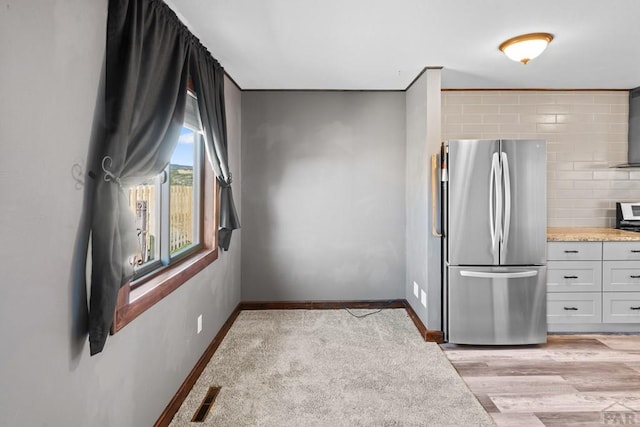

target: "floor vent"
[191,386,221,423]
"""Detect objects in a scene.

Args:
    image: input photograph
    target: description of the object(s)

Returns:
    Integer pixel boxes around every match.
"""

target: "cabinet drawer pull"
[563,306,578,311]
[631,250,640,253]
[563,275,578,279]
[631,307,640,310]
[631,275,640,279]
[564,250,579,253]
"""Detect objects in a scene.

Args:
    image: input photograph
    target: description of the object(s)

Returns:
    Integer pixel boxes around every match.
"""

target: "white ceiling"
[167,0,640,90]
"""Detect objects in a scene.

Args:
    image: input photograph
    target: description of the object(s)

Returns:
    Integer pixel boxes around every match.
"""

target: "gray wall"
[0,1,241,425]
[405,69,442,329]
[241,91,406,301]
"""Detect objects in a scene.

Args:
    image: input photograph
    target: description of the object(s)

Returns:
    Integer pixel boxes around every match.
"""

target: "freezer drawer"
[448,266,547,345]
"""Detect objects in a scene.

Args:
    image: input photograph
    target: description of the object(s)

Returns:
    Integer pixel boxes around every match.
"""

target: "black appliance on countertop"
[616,202,640,231]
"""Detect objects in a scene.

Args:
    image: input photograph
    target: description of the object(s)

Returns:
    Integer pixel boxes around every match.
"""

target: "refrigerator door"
[448,140,501,265]
[500,140,547,265]
[448,266,547,345]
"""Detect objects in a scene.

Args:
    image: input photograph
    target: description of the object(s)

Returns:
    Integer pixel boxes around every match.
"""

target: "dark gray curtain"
[88,0,190,355]
[190,47,240,251]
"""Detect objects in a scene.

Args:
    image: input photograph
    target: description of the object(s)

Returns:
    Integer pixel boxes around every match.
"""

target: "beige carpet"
[169,309,494,426]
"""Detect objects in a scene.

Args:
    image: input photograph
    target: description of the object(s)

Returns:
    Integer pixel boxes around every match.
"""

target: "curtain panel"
[190,47,241,251]
[88,0,190,355]
[88,0,240,355]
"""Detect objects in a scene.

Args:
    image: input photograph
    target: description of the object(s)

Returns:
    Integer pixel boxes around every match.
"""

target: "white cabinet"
[547,260,602,293]
[548,242,602,261]
[603,242,640,261]
[603,292,640,323]
[547,242,602,324]
[602,242,640,325]
[548,240,640,330]
[602,261,640,292]
[548,293,602,324]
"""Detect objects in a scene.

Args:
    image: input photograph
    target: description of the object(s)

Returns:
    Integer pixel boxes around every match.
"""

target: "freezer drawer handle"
[631,306,640,310]
[563,275,578,279]
[564,250,579,253]
[563,307,578,311]
[631,250,640,253]
[631,275,640,279]
[459,270,538,279]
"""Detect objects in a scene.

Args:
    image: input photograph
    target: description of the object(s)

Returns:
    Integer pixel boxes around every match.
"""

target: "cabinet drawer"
[603,292,640,323]
[547,293,602,324]
[603,261,640,292]
[548,242,602,261]
[547,261,602,293]
[603,242,640,261]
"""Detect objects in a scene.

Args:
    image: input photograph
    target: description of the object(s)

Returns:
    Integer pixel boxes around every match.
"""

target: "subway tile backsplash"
[442,91,639,227]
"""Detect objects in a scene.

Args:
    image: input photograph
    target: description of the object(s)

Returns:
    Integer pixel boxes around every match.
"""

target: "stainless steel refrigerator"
[442,139,547,345]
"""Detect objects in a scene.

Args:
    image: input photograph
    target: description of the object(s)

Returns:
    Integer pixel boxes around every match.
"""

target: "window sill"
[112,246,219,333]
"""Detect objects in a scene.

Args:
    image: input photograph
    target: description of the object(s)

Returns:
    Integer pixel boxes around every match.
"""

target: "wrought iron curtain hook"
[101,156,122,187]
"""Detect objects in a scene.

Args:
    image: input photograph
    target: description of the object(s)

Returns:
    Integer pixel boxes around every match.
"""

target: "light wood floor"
[441,335,640,427]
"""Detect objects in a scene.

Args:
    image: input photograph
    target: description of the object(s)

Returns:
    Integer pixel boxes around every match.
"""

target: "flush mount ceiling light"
[499,33,554,64]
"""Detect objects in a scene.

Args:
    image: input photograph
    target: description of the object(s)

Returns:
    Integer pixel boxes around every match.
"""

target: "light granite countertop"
[547,227,640,242]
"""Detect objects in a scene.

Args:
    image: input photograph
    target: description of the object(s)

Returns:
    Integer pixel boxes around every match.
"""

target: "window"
[128,92,204,281]
[113,90,219,332]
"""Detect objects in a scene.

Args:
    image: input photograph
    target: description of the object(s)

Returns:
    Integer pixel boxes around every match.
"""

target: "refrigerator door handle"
[501,151,512,250]
[460,270,538,279]
[489,153,501,254]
